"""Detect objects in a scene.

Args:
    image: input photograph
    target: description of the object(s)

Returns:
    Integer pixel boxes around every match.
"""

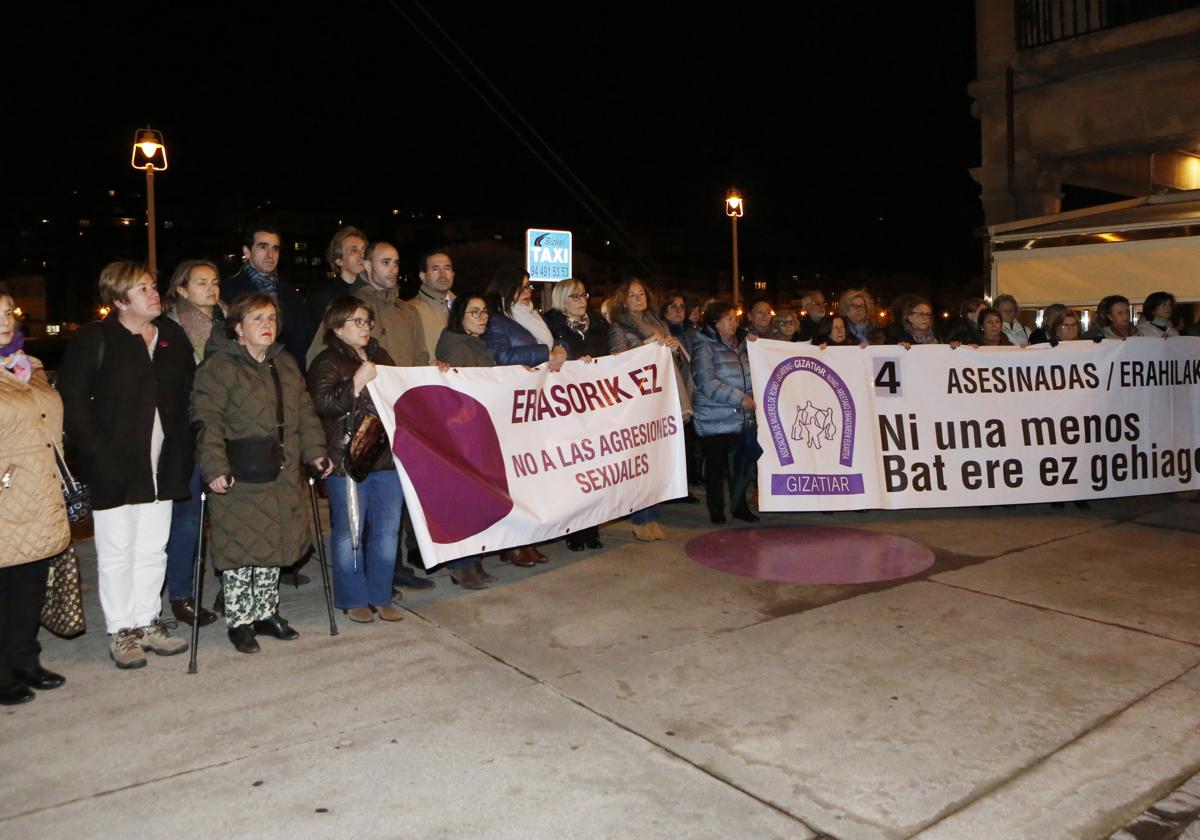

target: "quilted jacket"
[0,368,71,568]
[484,312,549,367]
[690,326,753,437]
[191,331,326,572]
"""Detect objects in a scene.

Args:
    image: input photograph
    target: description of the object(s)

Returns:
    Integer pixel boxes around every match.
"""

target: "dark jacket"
[55,313,195,510]
[307,337,396,476]
[309,276,365,328]
[436,331,495,368]
[484,312,549,366]
[222,266,313,374]
[690,326,753,437]
[887,328,943,346]
[544,309,610,360]
[190,330,326,571]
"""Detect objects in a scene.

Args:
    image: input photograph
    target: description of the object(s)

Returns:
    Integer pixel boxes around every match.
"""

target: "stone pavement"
[1,491,1198,840]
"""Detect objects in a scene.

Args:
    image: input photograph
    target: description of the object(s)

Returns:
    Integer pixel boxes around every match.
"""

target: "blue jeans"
[631,505,661,525]
[325,471,403,610]
[163,464,203,600]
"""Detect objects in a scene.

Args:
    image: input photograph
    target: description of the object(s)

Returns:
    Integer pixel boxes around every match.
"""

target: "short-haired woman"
[56,261,196,668]
[308,297,404,623]
[161,259,225,627]
[977,308,1012,347]
[0,287,71,703]
[992,294,1030,345]
[889,297,946,347]
[1137,291,1180,338]
[191,292,331,653]
[837,289,875,345]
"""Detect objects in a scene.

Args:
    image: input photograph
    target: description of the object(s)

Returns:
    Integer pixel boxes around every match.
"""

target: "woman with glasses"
[836,289,875,345]
[191,292,332,654]
[484,273,568,369]
[308,297,404,624]
[545,279,610,551]
[607,277,692,540]
[1047,308,1084,344]
[889,297,948,347]
[435,294,514,586]
[768,309,801,341]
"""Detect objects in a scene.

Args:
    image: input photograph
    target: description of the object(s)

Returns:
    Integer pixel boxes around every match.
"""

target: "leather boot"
[449,566,488,590]
[501,547,537,567]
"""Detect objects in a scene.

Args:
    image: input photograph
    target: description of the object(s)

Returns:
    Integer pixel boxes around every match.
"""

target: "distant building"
[971,0,1200,224]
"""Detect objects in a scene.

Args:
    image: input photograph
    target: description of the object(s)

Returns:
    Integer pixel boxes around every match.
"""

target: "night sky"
[8,1,981,296]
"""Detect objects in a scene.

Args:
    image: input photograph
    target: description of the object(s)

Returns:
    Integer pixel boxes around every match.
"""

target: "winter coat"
[544,309,610,360]
[190,331,326,571]
[1137,320,1180,338]
[55,313,195,510]
[485,311,550,367]
[222,266,313,374]
[690,327,753,437]
[0,369,70,568]
[609,312,694,420]
[409,288,453,362]
[352,284,429,367]
[436,331,495,368]
[307,337,396,477]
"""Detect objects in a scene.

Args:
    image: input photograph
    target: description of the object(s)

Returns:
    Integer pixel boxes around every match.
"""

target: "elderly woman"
[768,309,801,341]
[308,297,404,624]
[993,294,1030,345]
[977,308,1013,347]
[692,301,759,525]
[1137,291,1180,338]
[1093,295,1136,339]
[56,261,195,669]
[435,294,513,587]
[191,292,331,654]
[889,297,947,347]
[484,273,568,368]
[161,259,225,627]
[811,315,861,348]
[0,288,71,704]
[544,278,610,551]
[607,277,692,540]
[837,289,875,345]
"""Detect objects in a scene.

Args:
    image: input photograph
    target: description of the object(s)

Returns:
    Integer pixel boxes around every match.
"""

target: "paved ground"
[1,490,1198,840]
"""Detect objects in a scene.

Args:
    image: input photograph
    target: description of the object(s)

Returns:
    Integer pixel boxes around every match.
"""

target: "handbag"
[224,359,286,484]
[345,410,388,483]
[52,442,91,523]
[40,545,86,638]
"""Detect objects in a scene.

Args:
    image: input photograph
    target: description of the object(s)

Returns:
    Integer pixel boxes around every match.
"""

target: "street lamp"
[725,187,744,309]
[130,127,168,276]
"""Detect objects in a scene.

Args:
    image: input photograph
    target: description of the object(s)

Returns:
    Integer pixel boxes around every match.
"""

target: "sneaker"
[110,628,148,669]
[137,619,189,656]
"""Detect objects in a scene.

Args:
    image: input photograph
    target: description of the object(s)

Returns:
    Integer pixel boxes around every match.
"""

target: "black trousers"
[701,432,756,517]
[0,558,49,686]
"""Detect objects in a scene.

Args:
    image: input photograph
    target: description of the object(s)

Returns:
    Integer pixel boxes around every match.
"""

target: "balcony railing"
[1016,0,1200,48]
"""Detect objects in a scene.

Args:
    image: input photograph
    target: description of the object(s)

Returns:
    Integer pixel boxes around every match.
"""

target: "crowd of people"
[1,218,1196,704]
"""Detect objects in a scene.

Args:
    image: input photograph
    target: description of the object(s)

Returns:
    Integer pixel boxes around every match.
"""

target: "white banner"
[368,344,686,566]
[749,337,1200,510]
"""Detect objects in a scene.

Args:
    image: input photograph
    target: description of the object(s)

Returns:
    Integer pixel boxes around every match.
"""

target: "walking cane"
[187,491,206,675]
[307,473,339,636]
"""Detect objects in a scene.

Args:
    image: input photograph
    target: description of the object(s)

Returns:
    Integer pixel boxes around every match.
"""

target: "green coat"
[191,331,327,572]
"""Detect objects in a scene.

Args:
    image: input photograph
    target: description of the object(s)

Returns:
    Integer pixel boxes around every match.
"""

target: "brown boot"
[501,547,537,567]
[529,546,549,564]
[449,567,488,590]
[474,560,497,582]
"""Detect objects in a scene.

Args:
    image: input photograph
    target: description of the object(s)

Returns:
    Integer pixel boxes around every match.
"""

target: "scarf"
[511,301,554,349]
[909,329,938,345]
[622,311,669,342]
[244,264,279,295]
[566,313,590,340]
[171,297,223,363]
[0,331,31,383]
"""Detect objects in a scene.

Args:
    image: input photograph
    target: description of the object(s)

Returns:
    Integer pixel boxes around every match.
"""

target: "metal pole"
[187,491,206,675]
[146,165,158,276]
[731,214,740,310]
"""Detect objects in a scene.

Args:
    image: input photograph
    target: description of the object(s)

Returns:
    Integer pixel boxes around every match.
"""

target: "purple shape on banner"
[761,355,856,467]
[685,525,934,584]
[392,385,513,544]
[771,473,865,496]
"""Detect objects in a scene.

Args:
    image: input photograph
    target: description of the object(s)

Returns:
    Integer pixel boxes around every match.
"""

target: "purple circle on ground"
[684,525,935,584]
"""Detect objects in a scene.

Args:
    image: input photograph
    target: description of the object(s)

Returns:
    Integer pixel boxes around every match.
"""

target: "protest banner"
[750,337,1200,510]
[368,343,686,566]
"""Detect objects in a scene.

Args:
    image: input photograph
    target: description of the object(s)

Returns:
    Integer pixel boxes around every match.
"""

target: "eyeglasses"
[465,308,489,318]
[778,319,797,326]
[344,317,374,328]
[910,311,933,318]
[519,283,533,291]
[568,292,590,301]
[847,302,866,310]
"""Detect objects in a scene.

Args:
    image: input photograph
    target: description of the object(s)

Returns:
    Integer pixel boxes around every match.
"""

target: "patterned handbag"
[52,443,91,523]
[40,545,86,638]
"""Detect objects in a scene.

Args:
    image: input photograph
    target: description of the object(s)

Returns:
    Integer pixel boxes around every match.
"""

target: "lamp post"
[131,127,168,276]
[725,187,744,310]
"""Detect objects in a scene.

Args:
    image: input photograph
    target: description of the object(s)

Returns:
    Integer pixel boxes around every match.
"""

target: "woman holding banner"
[691,301,760,525]
[1137,292,1180,338]
[545,278,608,551]
[1093,296,1136,340]
[607,278,692,540]
[484,273,568,369]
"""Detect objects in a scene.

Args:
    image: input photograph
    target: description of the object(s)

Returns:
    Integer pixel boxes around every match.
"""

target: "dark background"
[3,1,983,317]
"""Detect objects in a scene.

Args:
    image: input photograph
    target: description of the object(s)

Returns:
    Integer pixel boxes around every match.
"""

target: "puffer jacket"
[484,311,549,366]
[0,369,70,568]
[307,336,396,477]
[690,327,753,437]
[191,331,326,571]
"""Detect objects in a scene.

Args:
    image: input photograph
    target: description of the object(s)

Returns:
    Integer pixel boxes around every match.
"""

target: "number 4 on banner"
[873,358,902,396]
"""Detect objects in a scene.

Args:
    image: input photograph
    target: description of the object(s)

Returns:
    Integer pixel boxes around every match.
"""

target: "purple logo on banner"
[771,473,865,496]
[762,356,856,467]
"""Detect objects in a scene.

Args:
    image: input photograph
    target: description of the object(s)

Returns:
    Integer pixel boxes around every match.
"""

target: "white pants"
[93,502,172,634]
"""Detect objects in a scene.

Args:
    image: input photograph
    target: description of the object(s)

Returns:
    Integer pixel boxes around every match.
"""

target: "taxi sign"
[525,228,572,282]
